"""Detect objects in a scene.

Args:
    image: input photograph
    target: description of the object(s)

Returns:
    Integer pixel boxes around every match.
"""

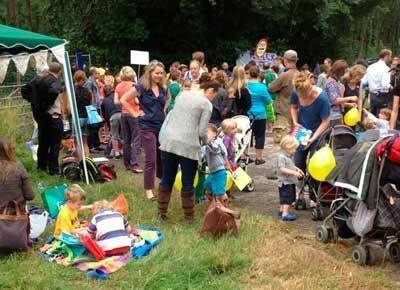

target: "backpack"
[98,163,117,182]
[80,157,104,183]
[61,156,82,182]
[376,133,400,165]
[199,199,240,238]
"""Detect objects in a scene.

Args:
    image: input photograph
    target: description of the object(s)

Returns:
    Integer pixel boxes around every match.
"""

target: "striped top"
[88,209,131,251]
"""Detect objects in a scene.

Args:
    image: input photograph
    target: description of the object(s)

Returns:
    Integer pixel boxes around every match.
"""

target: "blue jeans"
[160,151,198,192]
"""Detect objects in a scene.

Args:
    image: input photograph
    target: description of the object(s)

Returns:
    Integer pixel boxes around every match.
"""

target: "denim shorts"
[278,184,296,205]
[205,169,227,196]
[79,118,89,136]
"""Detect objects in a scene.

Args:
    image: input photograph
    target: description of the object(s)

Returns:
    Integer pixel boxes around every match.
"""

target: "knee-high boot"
[157,185,172,219]
[181,190,195,221]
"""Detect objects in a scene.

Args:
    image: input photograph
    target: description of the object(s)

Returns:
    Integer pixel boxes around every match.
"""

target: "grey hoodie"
[206,137,227,173]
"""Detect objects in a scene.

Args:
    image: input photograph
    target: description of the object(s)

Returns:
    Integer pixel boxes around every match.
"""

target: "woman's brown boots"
[157,186,172,220]
[157,187,195,222]
[181,191,195,222]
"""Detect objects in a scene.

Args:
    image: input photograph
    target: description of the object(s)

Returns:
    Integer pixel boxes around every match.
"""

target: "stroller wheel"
[311,207,324,221]
[295,198,307,210]
[243,181,255,192]
[351,245,367,266]
[388,242,400,263]
[316,225,331,243]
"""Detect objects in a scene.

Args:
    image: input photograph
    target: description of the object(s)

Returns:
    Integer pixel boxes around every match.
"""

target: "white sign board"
[130,50,149,65]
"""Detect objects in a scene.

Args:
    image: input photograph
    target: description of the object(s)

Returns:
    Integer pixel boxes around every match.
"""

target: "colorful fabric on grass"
[41,228,163,275]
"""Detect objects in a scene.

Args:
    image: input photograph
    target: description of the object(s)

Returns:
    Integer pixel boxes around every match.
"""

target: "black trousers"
[370,92,391,117]
[37,114,63,173]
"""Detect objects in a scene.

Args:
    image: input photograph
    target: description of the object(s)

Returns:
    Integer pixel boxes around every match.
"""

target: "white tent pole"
[62,49,90,184]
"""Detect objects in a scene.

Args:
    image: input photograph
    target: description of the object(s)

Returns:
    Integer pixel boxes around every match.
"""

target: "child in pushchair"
[295,125,357,221]
[316,134,400,266]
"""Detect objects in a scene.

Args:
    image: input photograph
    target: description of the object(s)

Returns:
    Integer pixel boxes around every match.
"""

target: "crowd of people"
[2,46,400,244]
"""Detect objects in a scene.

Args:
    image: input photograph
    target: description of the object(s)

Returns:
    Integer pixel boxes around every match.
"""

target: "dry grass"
[242,219,398,290]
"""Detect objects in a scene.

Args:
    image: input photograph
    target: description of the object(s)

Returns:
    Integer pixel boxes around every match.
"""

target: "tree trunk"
[25,0,33,30]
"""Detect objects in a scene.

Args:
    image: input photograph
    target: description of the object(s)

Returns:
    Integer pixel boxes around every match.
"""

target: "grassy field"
[0,117,398,289]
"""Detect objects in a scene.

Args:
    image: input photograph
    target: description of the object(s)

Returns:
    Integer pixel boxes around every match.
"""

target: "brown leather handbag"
[199,199,240,238]
[0,201,29,251]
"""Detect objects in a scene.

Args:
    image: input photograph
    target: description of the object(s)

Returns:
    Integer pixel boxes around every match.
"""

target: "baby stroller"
[231,115,255,192]
[296,125,357,221]
[315,134,400,265]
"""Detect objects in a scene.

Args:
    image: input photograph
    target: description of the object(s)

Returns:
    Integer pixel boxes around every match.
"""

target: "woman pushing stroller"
[290,72,331,206]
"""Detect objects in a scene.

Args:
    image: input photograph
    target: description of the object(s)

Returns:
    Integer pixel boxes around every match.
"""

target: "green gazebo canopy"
[0,24,66,53]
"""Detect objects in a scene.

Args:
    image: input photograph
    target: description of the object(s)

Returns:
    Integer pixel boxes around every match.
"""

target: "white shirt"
[361,60,391,93]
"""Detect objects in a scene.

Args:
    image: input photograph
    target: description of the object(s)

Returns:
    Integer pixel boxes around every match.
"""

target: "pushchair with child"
[229,115,255,192]
[315,134,400,265]
[296,125,357,220]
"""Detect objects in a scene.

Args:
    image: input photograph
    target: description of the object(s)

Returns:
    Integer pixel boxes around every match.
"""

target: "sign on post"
[130,50,149,65]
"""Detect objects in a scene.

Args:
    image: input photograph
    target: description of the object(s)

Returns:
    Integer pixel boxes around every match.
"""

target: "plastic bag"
[347,201,377,237]
[29,211,48,239]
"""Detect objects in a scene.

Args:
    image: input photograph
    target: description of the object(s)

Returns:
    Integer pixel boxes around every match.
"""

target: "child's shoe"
[281,214,296,221]
[87,269,108,280]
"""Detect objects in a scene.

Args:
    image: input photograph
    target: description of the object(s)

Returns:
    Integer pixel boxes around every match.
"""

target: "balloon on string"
[344,108,361,126]
[308,145,336,181]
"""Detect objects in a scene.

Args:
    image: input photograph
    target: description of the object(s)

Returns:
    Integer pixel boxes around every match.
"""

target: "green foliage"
[2,0,400,69]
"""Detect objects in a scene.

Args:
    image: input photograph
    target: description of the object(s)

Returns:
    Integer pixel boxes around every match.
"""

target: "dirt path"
[232,135,320,235]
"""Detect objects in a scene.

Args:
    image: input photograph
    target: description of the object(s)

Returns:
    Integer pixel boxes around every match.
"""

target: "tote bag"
[85,105,103,125]
[0,201,29,251]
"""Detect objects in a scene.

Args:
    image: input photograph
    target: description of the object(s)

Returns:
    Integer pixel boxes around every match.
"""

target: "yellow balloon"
[225,171,234,191]
[174,171,199,191]
[344,108,361,126]
[308,145,336,181]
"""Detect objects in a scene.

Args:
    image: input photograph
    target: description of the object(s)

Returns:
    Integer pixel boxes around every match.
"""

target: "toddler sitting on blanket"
[54,184,88,238]
[87,200,132,256]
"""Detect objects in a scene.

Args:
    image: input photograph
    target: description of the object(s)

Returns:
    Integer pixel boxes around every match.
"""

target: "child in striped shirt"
[87,200,132,256]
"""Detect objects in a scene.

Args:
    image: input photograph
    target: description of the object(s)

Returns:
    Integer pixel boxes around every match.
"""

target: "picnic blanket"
[40,228,163,277]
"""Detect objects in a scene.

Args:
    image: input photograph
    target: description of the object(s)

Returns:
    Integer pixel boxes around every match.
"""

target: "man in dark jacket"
[35,62,63,175]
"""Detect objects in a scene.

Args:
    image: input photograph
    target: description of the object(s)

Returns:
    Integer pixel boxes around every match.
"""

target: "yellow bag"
[230,167,252,191]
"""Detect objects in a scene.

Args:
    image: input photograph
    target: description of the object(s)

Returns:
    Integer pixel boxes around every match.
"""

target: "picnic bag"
[0,201,30,251]
[199,199,240,238]
[376,133,400,165]
[61,156,82,181]
[41,183,68,219]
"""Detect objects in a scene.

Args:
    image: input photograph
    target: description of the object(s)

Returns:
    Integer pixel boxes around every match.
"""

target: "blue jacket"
[247,81,272,120]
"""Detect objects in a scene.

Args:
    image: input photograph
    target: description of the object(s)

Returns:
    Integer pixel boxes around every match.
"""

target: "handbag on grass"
[0,201,30,251]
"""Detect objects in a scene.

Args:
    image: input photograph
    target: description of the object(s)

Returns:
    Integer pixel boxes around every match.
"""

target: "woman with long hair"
[0,138,35,212]
[157,77,219,221]
[227,66,252,116]
[121,61,167,201]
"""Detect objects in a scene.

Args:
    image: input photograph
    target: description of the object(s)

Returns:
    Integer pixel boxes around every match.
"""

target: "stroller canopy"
[328,138,383,209]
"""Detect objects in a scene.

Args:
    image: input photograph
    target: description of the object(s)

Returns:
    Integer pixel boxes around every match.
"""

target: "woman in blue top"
[121,60,167,201]
[290,72,330,173]
[247,65,272,165]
